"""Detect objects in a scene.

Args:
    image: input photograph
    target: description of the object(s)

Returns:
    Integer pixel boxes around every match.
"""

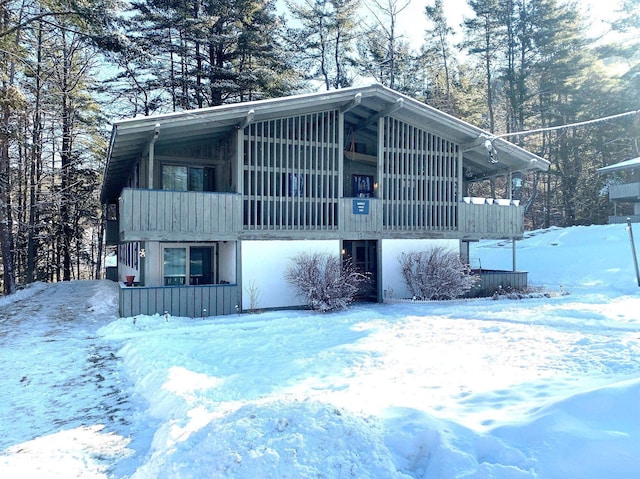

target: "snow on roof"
[597,157,640,174]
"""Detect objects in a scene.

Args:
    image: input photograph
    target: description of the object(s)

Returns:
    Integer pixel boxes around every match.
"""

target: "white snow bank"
[472,223,640,293]
[0,281,46,307]
[132,400,409,479]
[86,280,120,317]
[3,224,640,479]
[493,378,640,479]
[0,425,131,478]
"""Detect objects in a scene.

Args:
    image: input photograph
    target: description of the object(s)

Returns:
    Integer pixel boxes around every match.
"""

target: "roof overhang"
[101,83,550,203]
[597,157,640,174]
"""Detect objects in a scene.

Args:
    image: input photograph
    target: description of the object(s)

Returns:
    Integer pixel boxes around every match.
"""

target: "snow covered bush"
[398,246,477,300]
[284,252,368,312]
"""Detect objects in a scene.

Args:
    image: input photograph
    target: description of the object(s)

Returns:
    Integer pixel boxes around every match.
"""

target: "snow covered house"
[101,83,549,317]
[598,157,640,224]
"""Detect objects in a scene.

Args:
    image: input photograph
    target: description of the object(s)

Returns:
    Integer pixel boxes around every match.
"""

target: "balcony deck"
[609,214,640,224]
[458,200,524,239]
[119,189,243,241]
[118,188,525,241]
[119,282,240,317]
[609,182,640,201]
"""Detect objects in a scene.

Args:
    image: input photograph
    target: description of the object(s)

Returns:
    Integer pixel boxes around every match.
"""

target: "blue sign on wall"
[352,199,370,215]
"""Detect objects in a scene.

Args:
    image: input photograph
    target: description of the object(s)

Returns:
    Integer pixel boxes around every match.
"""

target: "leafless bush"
[398,246,478,300]
[284,252,368,312]
[244,280,263,311]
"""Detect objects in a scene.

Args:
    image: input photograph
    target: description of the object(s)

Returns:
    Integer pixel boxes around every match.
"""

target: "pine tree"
[287,0,360,90]
[609,0,640,157]
[422,0,456,114]
[0,0,30,294]
[3,0,116,287]
[461,0,624,227]
[463,0,504,132]
[117,0,296,111]
[357,0,409,90]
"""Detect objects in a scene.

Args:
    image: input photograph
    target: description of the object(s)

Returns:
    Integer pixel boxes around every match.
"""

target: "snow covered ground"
[1,223,640,478]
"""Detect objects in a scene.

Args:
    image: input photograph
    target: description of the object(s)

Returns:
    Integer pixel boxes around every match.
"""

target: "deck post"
[627,217,640,287]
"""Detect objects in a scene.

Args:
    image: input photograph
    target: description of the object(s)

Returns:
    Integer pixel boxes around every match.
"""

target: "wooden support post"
[143,123,160,189]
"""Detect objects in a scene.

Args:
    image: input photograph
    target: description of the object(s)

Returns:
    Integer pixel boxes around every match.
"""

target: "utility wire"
[492,108,640,140]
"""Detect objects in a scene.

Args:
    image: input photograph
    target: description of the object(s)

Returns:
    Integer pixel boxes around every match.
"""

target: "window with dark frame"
[163,245,217,286]
[162,165,216,192]
[352,174,373,198]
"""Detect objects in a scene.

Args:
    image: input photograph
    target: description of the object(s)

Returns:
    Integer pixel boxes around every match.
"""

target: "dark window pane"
[189,168,204,191]
[164,248,186,285]
[190,247,213,284]
[162,165,188,191]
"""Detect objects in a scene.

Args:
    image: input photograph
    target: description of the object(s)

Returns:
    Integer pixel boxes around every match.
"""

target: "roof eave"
[597,157,640,174]
[101,84,550,202]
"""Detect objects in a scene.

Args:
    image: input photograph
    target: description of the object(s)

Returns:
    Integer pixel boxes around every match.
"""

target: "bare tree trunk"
[0,132,16,294]
[0,6,20,295]
[193,0,203,108]
[0,90,15,294]
[484,31,495,133]
[367,0,410,89]
[26,20,44,283]
[60,30,73,281]
[15,120,26,282]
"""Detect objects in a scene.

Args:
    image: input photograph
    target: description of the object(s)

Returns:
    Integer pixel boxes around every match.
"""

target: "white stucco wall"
[241,240,340,310]
[380,239,460,300]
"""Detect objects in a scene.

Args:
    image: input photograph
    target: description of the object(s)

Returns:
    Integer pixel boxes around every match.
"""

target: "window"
[286,173,305,197]
[163,248,186,285]
[163,245,217,286]
[162,165,216,192]
[189,247,213,285]
[352,174,374,197]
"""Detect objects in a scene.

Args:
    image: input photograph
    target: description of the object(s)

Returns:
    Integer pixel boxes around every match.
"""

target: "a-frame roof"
[101,83,549,203]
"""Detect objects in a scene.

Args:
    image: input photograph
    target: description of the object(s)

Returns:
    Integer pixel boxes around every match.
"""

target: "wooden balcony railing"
[118,189,524,241]
[609,182,640,201]
[609,214,640,224]
[119,188,243,241]
[339,197,523,239]
[339,198,382,235]
[119,282,240,317]
[458,201,524,239]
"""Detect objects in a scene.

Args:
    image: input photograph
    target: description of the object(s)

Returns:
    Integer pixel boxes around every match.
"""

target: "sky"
[1,222,640,478]
[393,0,623,48]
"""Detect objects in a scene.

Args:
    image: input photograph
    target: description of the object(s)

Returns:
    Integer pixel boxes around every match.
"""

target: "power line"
[492,108,640,140]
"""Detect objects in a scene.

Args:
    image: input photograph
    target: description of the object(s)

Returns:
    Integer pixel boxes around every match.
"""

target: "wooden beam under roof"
[339,92,361,114]
[351,97,404,133]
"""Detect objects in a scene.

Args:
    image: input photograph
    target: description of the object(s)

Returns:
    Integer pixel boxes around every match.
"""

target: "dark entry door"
[343,240,378,302]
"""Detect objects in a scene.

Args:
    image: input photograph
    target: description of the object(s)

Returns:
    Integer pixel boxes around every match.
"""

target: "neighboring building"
[598,157,640,224]
[101,83,550,317]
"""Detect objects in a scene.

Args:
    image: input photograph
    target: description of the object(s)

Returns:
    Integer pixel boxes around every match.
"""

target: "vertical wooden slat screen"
[243,110,339,230]
[382,117,459,231]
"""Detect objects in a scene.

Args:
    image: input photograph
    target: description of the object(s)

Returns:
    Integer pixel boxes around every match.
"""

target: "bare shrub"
[398,246,478,300]
[244,280,263,311]
[284,252,368,312]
